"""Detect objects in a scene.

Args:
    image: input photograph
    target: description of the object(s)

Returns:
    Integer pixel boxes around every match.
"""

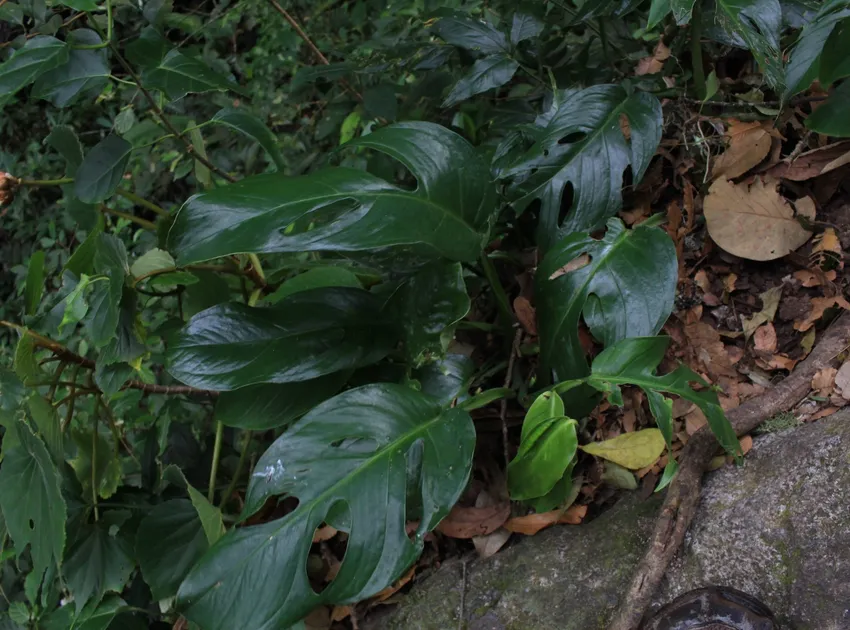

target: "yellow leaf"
[579,428,665,470]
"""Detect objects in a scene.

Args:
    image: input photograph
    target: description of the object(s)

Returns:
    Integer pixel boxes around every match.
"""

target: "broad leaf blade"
[508,416,577,500]
[786,5,850,97]
[498,85,662,251]
[536,219,677,392]
[31,29,108,107]
[211,107,286,171]
[579,428,665,469]
[266,267,361,305]
[167,287,395,390]
[74,135,132,204]
[442,54,519,107]
[807,80,850,136]
[713,0,784,89]
[168,122,495,264]
[63,524,134,612]
[45,125,84,173]
[177,384,475,629]
[510,13,543,44]
[434,12,508,54]
[0,36,68,108]
[143,50,245,99]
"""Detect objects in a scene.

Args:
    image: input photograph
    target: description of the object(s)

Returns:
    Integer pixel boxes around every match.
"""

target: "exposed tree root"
[607,312,850,630]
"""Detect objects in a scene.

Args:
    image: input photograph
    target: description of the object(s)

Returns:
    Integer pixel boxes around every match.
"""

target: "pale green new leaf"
[580,429,665,469]
[130,248,175,279]
[27,395,63,464]
[0,36,68,108]
[13,335,40,384]
[211,108,286,171]
[168,122,496,264]
[498,85,662,251]
[266,267,361,305]
[520,391,565,442]
[177,384,475,630]
[443,54,519,107]
[508,416,577,500]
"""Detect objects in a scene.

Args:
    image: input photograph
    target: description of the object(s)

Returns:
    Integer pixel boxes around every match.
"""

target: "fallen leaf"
[758,354,797,372]
[810,227,843,269]
[503,504,588,535]
[513,296,537,336]
[684,321,738,379]
[549,253,590,279]
[768,141,850,180]
[809,406,839,421]
[472,527,512,558]
[436,503,511,539]
[711,120,773,180]
[753,322,777,353]
[794,296,850,332]
[800,328,817,355]
[812,367,837,396]
[794,269,837,287]
[834,361,850,400]
[635,40,671,75]
[703,176,815,261]
[579,428,665,469]
[312,525,338,543]
[739,435,753,455]
[685,407,707,435]
[723,273,738,293]
[741,286,783,339]
[330,606,352,623]
[369,566,416,605]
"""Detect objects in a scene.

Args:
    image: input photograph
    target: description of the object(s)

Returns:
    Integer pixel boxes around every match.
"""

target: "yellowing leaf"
[579,428,665,470]
[704,176,815,261]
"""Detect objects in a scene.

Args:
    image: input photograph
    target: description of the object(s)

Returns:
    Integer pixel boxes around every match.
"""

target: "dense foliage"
[0,0,846,627]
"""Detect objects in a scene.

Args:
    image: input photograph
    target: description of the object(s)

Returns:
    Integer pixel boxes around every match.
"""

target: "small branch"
[208,421,225,503]
[267,0,363,101]
[18,178,74,187]
[115,189,168,216]
[75,0,112,50]
[690,2,706,100]
[61,365,83,432]
[47,361,68,403]
[607,312,850,630]
[99,204,157,230]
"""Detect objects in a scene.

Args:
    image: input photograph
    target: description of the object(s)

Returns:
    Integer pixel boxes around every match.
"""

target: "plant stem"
[115,189,168,216]
[47,360,67,403]
[220,430,251,508]
[208,421,225,503]
[18,178,74,187]
[91,411,99,522]
[690,2,706,100]
[479,253,515,330]
[247,253,266,283]
[75,0,112,49]
[99,204,156,230]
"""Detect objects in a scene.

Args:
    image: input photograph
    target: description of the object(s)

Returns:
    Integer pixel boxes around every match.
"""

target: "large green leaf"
[0,36,68,107]
[63,523,134,612]
[414,353,474,406]
[648,0,697,26]
[215,371,348,430]
[510,12,543,44]
[177,384,475,629]
[536,218,677,390]
[587,336,740,457]
[31,29,108,107]
[24,251,45,315]
[498,85,662,252]
[711,0,784,89]
[167,122,497,265]
[443,54,519,107]
[389,261,470,365]
[83,234,129,347]
[143,50,245,99]
[785,1,850,97]
[434,12,508,54]
[0,421,66,585]
[136,499,209,601]
[819,18,850,85]
[266,267,361,305]
[211,108,286,171]
[167,287,395,391]
[806,79,850,136]
[74,135,132,204]
[45,125,84,173]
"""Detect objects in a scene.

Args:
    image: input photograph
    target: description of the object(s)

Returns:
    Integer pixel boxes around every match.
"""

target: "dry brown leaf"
[368,566,416,605]
[472,527,512,559]
[794,296,850,331]
[704,176,815,261]
[753,322,777,353]
[769,141,850,181]
[330,606,352,623]
[794,269,837,287]
[504,504,588,535]
[304,606,332,630]
[436,503,510,539]
[812,367,837,396]
[312,525,338,543]
[549,253,591,280]
[723,273,738,293]
[684,321,738,379]
[711,120,773,180]
[513,296,537,336]
[635,40,671,75]
[685,407,707,435]
[739,435,754,456]
[810,227,843,270]
[834,361,850,400]
[809,406,840,421]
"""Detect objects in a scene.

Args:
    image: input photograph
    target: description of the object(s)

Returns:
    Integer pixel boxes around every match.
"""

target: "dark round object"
[640,586,777,630]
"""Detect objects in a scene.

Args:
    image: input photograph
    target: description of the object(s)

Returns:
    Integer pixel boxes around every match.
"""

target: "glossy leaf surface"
[168,122,496,264]
[177,384,475,629]
[167,287,395,390]
[143,50,245,99]
[498,85,662,251]
[74,135,132,204]
[434,12,508,54]
[442,54,518,106]
[0,36,68,108]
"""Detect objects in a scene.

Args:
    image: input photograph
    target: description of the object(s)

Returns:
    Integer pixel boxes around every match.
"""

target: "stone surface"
[369,412,850,630]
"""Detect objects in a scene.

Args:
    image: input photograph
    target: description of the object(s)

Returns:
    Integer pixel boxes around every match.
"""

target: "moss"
[754,411,802,435]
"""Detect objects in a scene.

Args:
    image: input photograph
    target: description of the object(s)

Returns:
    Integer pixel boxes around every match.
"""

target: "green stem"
[479,253,515,330]
[247,253,266,283]
[18,177,74,187]
[74,0,112,49]
[91,409,99,522]
[690,2,706,100]
[208,421,224,503]
[99,205,156,231]
[109,75,138,87]
[115,189,168,216]
[220,430,252,508]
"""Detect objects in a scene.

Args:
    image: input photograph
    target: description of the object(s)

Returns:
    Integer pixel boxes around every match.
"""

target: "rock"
[369,412,850,630]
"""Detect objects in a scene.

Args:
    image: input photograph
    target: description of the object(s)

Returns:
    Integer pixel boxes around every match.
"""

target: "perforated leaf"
[177,384,475,629]
[168,122,496,264]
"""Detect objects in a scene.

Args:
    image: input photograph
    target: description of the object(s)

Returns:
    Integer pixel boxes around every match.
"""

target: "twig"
[266,0,363,101]
[674,94,829,108]
[607,312,850,630]
[220,430,252,507]
[500,329,522,469]
[115,189,168,216]
[99,204,157,230]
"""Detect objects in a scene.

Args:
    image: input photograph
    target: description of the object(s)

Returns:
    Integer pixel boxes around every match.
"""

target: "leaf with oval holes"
[167,122,497,265]
[176,384,475,630]
[496,84,662,252]
[211,108,286,171]
[74,135,132,204]
[167,287,395,391]
[586,336,741,458]
[535,218,677,413]
[703,176,815,261]
[0,36,68,108]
